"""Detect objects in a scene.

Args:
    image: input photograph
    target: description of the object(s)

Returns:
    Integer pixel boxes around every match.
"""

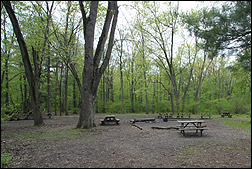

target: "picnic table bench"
[100,115,120,125]
[221,112,232,118]
[163,114,169,122]
[177,120,208,136]
[157,113,163,119]
[161,113,191,120]
[178,113,191,119]
[201,113,211,119]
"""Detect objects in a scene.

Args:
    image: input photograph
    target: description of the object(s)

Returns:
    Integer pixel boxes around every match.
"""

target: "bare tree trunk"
[141,30,148,114]
[144,72,149,114]
[77,91,95,128]
[3,1,43,125]
[130,59,135,113]
[5,53,9,111]
[31,47,43,125]
[76,1,118,129]
[119,37,125,113]
[106,65,110,103]
[54,62,59,115]
[2,14,13,113]
[3,1,54,126]
[47,44,51,115]
[59,64,63,116]
[195,51,213,102]
[176,71,182,113]
[64,66,69,115]
[102,55,106,113]
[24,78,28,112]
[222,75,225,98]
[110,68,114,102]
[170,83,175,113]
[182,43,196,112]
[73,78,77,114]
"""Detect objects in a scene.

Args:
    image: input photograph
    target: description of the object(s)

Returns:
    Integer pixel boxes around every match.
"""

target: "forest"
[1,1,251,128]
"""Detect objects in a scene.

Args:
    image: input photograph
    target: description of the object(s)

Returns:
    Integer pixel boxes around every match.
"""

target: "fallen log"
[151,126,179,130]
[130,118,155,123]
[131,123,143,130]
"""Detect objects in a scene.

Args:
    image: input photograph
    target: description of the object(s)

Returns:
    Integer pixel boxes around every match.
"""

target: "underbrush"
[1,150,13,168]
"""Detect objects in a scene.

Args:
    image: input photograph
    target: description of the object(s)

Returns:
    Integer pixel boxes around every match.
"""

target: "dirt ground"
[1,114,251,168]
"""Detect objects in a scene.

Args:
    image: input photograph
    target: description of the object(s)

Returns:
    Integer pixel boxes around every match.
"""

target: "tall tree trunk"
[119,40,125,113]
[170,23,177,114]
[144,72,148,114]
[76,1,118,129]
[54,62,59,115]
[176,72,182,113]
[102,74,106,113]
[4,1,43,125]
[59,64,63,116]
[3,1,54,126]
[141,29,148,114]
[31,47,43,125]
[170,83,175,113]
[5,53,9,111]
[47,44,51,115]
[2,13,12,113]
[77,91,95,128]
[222,75,225,98]
[110,68,114,102]
[130,59,135,113]
[20,62,24,112]
[23,75,28,113]
[182,42,196,112]
[64,66,69,115]
[73,78,77,114]
[106,65,110,103]
[102,56,106,113]
[157,72,161,113]
[195,51,213,102]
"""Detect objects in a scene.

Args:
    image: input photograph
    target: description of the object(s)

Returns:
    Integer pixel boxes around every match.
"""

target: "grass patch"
[222,120,251,133]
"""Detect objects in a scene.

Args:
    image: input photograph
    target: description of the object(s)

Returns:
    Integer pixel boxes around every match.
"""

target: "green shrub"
[1,151,13,168]
[230,96,250,114]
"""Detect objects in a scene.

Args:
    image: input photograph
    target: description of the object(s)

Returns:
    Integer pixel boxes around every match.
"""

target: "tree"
[134,1,180,113]
[3,1,54,126]
[74,1,118,129]
[182,1,251,70]
[3,1,38,123]
[181,43,197,112]
[115,29,126,113]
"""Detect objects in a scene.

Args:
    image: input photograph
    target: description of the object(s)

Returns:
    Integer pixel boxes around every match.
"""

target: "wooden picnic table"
[221,112,232,118]
[177,120,208,136]
[100,115,120,125]
[201,113,211,119]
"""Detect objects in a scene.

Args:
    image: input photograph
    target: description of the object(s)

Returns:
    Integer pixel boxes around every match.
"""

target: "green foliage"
[182,1,251,67]
[1,150,13,168]
[230,95,251,114]
[211,98,231,114]
[1,1,250,119]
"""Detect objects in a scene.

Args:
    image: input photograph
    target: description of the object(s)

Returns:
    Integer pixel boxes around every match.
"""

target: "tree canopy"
[1,1,251,126]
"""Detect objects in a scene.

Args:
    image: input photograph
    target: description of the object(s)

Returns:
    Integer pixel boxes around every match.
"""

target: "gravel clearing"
[1,114,251,168]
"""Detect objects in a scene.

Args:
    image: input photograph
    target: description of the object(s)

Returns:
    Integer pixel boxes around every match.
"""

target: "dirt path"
[1,115,251,168]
